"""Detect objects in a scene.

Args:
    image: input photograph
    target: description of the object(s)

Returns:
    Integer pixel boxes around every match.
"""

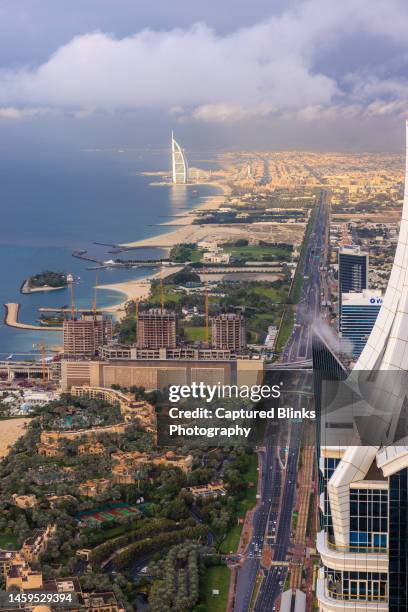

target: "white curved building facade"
[317,123,408,611]
[171,131,188,184]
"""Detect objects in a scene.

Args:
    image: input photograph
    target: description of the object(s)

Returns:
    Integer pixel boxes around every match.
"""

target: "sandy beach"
[121,219,306,250]
[119,181,305,250]
[98,266,184,321]
[98,186,230,319]
[0,418,30,459]
[120,185,229,248]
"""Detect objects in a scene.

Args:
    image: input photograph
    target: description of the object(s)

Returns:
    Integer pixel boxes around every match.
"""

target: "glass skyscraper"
[340,290,382,357]
[338,245,369,295]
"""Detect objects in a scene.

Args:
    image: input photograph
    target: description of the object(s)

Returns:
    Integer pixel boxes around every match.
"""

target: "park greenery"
[117,273,291,345]
[169,243,202,263]
[28,270,67,288]
[0,390,260,611]
[148,542,204,612]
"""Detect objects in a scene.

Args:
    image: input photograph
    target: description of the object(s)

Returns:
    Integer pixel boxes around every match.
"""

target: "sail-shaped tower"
[171,131,188,184]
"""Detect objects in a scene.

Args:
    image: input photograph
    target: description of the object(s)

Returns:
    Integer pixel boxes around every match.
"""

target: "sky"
[1,0,408,153]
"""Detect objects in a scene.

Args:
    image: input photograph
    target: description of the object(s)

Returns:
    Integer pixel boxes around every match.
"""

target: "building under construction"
[63,313,113,357]
[211,313,246,351]
[137,308,177,349]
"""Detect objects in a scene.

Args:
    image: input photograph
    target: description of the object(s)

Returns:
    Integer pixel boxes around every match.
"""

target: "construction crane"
[67,273,75,320]
[204,272,209,346]
[134,298,139,345]
[160,266,165,312]
[32,343,47,382]
[92,273,99,316]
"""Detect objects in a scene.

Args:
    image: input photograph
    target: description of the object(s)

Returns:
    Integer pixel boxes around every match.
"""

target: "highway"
[233,426,281,612]
[282,190,329,363]
[233,190,329,611]
[254,421,302,612]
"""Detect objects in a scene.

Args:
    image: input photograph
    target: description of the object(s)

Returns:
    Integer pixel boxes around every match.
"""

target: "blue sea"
[0,148,219,358]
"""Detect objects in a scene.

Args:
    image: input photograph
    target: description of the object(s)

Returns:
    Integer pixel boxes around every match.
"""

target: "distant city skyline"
[1,0,408,153]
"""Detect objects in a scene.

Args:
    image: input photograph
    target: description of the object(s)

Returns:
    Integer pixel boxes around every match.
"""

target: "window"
[349,488,388,550]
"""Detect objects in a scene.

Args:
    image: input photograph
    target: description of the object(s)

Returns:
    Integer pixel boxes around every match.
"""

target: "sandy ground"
[98,266,184,321]
[120,188,228,248]
[0,418,30,459]
[121,221,305,250]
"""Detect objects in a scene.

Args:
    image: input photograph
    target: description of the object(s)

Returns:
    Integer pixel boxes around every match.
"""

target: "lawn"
[274,308,296,354]
[181,325,207,342]
[220,524,242,554]
[149,283,183,305]
[199,565,231,612]
[252,286,285,301]
[238,454,258,515]
[188,249,203,263]
[224,244,292,262]
[0,532,19,550]
[220,454,258,554]
[170,244,203,263]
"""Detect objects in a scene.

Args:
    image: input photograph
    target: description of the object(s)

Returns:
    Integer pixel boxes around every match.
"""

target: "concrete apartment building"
[63,313,113,357]
[137,308,177,349]
[211,313,246,351]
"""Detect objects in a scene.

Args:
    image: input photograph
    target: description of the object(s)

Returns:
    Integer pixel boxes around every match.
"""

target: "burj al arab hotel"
[171,131,188,184]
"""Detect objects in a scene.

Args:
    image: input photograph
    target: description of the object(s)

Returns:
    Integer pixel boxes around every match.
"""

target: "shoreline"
[97,265,184,321]
[0,418,30,459]
[120,184,229,249]
[20,279,67,295]
[97,183,228,319]
[4,180,227,332]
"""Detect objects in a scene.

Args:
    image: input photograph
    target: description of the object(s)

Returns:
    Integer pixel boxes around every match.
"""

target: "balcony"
[327,536,387,555]
[316,530,388,572]
[317,575,388,612]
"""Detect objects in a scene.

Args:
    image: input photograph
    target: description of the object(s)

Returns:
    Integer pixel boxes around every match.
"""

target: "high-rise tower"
[316,123,408,611]
[63,313,113,357]
[338,245,368,329]
[171,131,188,184]
[340,289,382,357]
[211,313,246,351]
[137,308,177,349]
[338,245,369,296]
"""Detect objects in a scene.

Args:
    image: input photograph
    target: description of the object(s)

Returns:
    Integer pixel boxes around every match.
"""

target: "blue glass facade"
[389,468,408,610]
[338,249,368,295]
[340,301,381,357]
[349,488,388,550]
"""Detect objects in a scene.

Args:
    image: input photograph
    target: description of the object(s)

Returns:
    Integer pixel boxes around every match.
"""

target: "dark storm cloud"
[0,0,408,151]
[0,0,293,66]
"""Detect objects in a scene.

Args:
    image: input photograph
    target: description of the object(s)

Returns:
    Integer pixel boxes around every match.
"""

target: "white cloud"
[0,0,408,122]
[0,106,50,119]
[192,104,276,123]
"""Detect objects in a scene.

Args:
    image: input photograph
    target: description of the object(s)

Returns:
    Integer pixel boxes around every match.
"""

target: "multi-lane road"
[282,190,329,364]
[254,421,302,612]
[233,426,281,612]
[233,190,329,611]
